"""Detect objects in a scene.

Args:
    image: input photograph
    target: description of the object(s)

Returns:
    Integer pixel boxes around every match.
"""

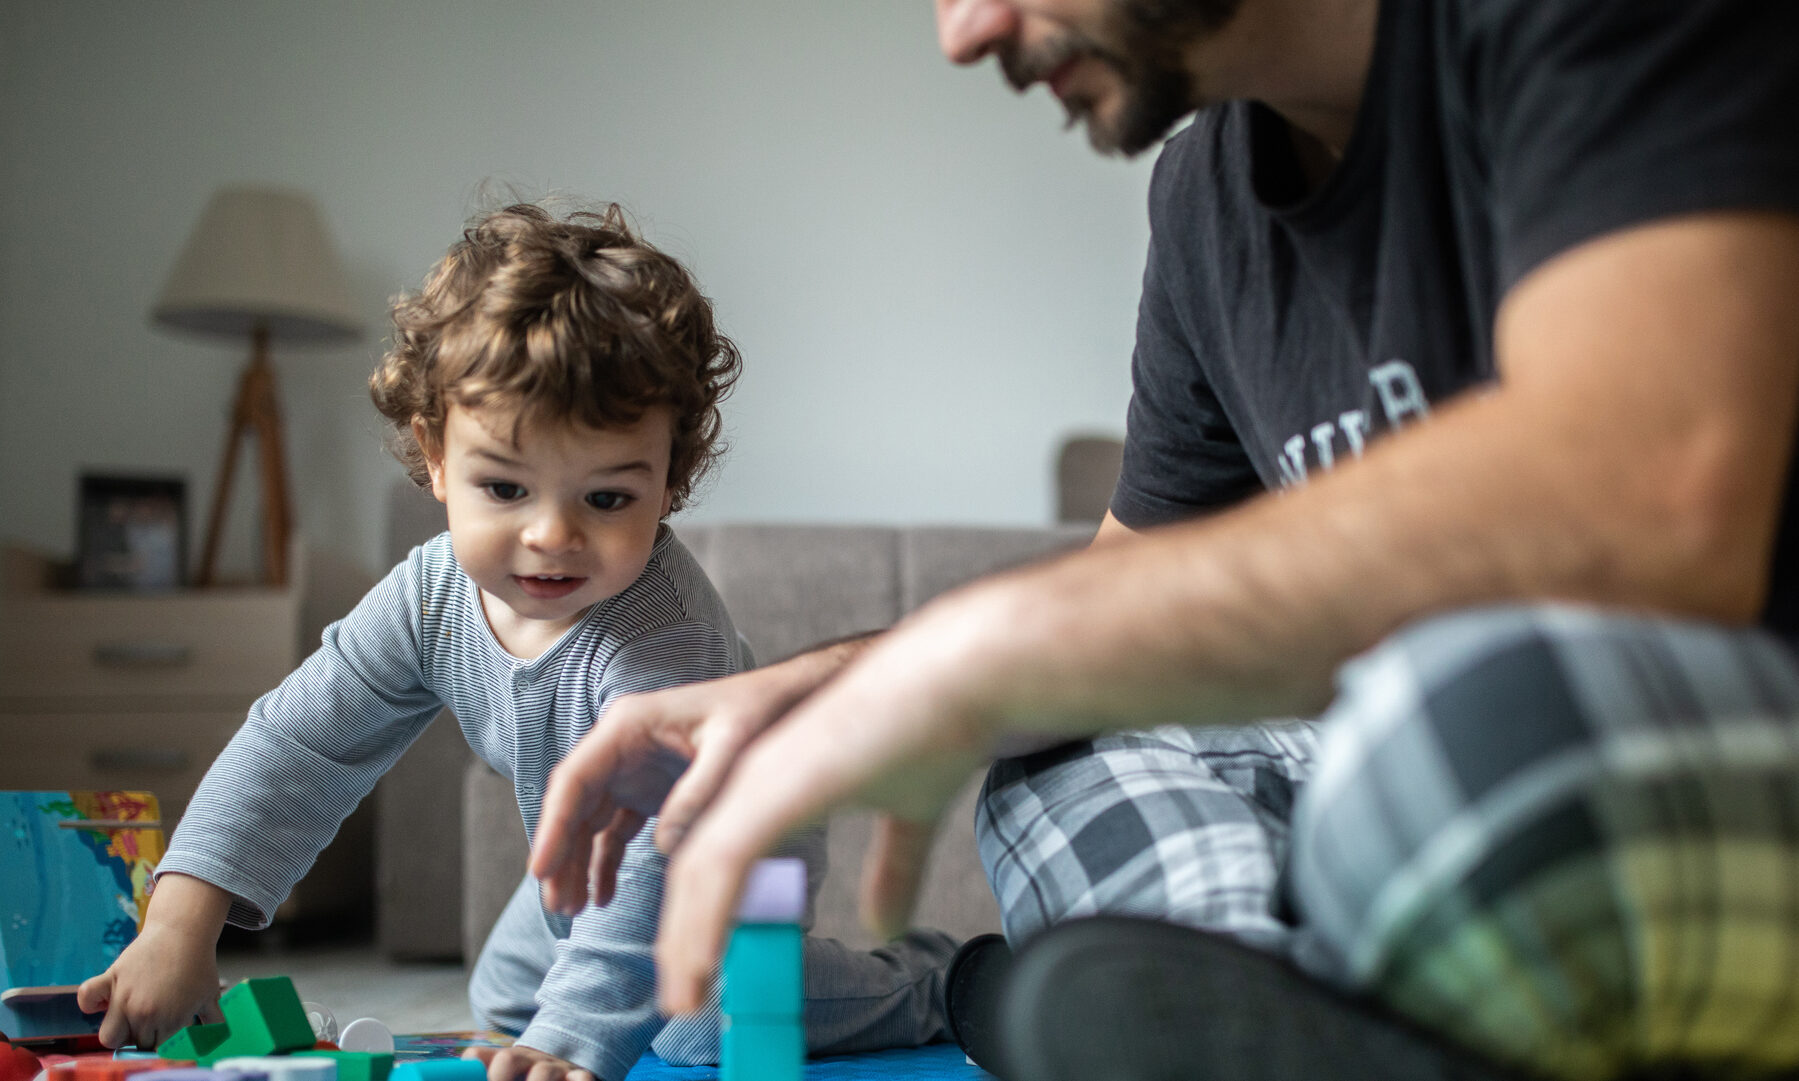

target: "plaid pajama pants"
[975,605,1799,1080]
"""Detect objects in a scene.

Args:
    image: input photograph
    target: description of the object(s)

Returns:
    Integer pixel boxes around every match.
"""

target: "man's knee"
[1289,604,1799,1077]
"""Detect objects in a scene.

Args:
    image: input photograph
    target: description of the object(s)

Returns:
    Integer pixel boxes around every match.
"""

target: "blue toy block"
[720,1018,802,1081]
[722,923,802,1019]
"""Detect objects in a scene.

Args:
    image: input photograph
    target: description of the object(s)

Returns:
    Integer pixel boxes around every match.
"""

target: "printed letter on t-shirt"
[1369,360,1430,428]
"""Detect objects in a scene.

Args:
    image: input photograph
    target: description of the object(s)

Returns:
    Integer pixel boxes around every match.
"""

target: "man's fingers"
[859,814,937,941]
[656,736,848,1015]
[537,793,615,914]
[654,721,754,854]
[532,728,629,879]
[590,808,647,907]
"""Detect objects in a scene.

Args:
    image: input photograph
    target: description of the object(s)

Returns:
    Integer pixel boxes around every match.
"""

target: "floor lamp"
[151,186,360,587]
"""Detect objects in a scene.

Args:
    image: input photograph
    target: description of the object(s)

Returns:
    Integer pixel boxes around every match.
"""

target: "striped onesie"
[159,527,823,1077]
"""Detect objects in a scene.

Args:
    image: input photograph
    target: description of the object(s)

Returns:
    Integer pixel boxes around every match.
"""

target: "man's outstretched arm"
[652,210,1799,1013]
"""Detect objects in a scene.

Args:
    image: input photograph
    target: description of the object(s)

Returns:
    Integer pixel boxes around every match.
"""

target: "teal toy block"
[155,1023,229,1063]
[720,1018,802,1081]
[389,1062,486,1081]
[722,922,802,1019]
[205,977,314,1060]
[296,1050,394,1081]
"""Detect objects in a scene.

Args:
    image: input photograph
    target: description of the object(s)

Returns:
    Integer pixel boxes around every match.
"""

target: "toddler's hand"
[76,921,224,1050]
[465,1044,597,1081]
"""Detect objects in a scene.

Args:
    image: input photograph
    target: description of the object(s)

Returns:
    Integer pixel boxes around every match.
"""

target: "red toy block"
[2,1042,43,1081]
[68,1058,191,1081]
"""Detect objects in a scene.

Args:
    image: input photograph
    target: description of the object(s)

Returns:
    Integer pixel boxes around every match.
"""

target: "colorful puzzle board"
[1,790,163,1036]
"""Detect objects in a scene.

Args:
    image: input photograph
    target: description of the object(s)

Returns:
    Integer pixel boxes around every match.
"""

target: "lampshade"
[152,185,360,343]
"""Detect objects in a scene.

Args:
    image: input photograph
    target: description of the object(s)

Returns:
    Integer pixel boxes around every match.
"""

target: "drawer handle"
[92,642,194,669]
[90,748,191,772]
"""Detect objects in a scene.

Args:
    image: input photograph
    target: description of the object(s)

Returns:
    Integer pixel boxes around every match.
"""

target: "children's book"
[1,790,163,1039]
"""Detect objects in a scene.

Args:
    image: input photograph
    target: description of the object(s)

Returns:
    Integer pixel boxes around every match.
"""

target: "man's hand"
[464,1045,595,1081]
[76,874,230,1049]
[533,640,872,915]
[653,596,1012,1014]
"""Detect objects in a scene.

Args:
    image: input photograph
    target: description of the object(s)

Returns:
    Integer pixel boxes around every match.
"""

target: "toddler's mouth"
[514,574,588,600]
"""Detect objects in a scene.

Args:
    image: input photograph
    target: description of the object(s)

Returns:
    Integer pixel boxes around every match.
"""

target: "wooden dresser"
[0,545,302,828]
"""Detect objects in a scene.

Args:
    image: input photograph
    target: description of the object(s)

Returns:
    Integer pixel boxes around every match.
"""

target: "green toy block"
[721,1017,802,1081]
[156,1023,230,1062]
[296,1050,395,1081]
[207,976,315,1059]
[722,922,802,1019]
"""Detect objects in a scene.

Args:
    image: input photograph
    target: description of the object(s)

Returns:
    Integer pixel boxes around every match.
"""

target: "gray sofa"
[375,484,1096,963]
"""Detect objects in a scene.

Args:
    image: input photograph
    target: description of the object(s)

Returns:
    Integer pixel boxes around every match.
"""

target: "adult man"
[534,1,1799,1077]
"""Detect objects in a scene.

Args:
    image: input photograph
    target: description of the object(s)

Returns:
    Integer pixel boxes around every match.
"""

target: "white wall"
[0,2,1153,580]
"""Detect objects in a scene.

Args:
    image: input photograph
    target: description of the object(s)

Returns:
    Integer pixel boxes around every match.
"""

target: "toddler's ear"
[412,417,449,503]
[660,488,674,519]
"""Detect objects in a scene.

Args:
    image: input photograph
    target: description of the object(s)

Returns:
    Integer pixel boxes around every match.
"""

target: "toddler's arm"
[155,554,440,929]
[76,873,231,1049]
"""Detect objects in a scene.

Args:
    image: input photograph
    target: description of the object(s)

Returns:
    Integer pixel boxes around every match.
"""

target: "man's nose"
[936,0,1019,64]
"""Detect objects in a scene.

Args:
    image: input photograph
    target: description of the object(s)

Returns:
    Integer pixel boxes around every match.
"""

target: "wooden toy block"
[214,1055,336,1081]
[722,924,803,1019]
[136,1070,240,1081]
[388,1060,486,1081]
[156,1024,229,1064]
[207,978,314,1060]
[295,1050,393,1081]
[720,1018,802,1081]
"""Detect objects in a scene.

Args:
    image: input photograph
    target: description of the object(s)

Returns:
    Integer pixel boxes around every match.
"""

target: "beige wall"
[0,2,1152,582]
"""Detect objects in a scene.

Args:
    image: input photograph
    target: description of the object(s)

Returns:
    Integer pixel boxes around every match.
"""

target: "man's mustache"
[999,32,1102,94]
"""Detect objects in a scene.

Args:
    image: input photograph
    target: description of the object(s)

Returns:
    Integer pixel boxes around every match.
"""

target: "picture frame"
[75,474,188,590]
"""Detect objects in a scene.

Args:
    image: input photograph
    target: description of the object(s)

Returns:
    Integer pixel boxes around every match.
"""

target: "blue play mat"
[622,1042,989,1080]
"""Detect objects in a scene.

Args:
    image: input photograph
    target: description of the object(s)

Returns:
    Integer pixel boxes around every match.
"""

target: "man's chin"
[1072,99,1192,157]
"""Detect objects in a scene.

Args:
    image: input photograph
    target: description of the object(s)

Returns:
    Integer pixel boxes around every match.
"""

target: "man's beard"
[1000,0,1244,156]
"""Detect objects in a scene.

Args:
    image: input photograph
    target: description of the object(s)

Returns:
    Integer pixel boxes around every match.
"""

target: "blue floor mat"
[623,1042,990,1080]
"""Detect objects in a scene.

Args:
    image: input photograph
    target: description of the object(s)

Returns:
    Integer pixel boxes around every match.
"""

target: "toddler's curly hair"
[370,202,740,513]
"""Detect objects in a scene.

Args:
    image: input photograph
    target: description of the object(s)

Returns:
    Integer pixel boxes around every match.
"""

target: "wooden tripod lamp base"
[195,324,292,587]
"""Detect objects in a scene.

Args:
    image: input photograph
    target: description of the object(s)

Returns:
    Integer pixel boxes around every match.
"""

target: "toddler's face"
[420,402,675,657]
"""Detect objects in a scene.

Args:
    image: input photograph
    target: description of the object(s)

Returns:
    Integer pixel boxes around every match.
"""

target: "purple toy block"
[735,858,805,924]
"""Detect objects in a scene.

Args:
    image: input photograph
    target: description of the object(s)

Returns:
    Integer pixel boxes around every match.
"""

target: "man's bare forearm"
[915,216,1799,744]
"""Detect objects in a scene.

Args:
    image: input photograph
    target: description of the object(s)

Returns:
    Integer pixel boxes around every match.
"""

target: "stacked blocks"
[720,858,806,1081]
[157,978,388,1081]
[157,979,312,1065]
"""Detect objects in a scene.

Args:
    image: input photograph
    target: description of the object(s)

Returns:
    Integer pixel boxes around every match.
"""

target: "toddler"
[78,203,953,1080]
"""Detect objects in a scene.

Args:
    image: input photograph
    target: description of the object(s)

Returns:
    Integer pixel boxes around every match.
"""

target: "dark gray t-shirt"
[1113,0,1799,631]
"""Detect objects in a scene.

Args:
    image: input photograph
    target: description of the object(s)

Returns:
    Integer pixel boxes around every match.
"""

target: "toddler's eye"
[484,482,525,502]
[588,491,631,511]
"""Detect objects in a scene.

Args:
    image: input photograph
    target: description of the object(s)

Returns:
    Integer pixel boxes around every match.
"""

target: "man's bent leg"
[977,721,1319,951]
[1290,605,1799,1081]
